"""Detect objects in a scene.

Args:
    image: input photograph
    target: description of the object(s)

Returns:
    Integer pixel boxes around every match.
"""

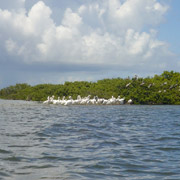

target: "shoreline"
[1,98,180,106]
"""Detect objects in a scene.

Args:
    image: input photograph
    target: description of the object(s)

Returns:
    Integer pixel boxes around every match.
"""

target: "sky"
[0,0,180,89]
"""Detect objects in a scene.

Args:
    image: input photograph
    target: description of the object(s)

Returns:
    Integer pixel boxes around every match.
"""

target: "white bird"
[117,97,125,105]
[64,96,73,106]
[60,96,66,105]
[89,96,97,105]
[126,83,131,88]
[127,99,133,104]
[80,95,91,105]
[43,96,51,104]
[53,96,61,105]
[43,94,127,106]
[148,84,152,88]
[106,96,116,105]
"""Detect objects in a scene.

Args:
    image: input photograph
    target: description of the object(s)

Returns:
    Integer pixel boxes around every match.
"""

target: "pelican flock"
[43,95,133,106]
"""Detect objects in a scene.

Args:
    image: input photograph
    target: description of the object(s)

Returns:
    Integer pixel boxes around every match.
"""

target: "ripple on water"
[21,164,57,169]
[0,149,12,154]
[157,147,180,152]
[0,171,11,177]
[3,156,29,162]
[1,101,180,179]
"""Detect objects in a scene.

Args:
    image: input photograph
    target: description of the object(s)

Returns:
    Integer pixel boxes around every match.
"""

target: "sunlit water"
[0,100,180,180]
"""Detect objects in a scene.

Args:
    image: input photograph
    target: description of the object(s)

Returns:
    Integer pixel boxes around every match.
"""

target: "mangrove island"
[1,71,180,105]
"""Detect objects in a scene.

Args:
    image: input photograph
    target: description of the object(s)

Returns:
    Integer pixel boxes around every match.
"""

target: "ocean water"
[0,100,180,180]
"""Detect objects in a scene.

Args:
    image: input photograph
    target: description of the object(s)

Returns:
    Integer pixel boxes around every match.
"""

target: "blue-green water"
[0,100,180,180]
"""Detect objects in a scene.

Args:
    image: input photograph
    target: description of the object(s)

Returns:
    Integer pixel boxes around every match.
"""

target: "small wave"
[0,171,10,177]
[142,158,164,163]
[3,156,22,162]
[100,140,120,146]
[3,156,30,162]
[157,147,180,151]
[149,171,179,176]
[124,169,145,173]
[0,149,12,154]
[22,164,56,169]
[5,133,26,137]
[84,164,107,170]
[8,145,33,148]
[14,172,32,175]
[155,137,180,141]
[123,163,147,169]
[40,156,58,160]
[36,132,50,137]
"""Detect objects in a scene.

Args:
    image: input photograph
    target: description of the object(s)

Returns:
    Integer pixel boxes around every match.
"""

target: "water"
[0,100,180,180]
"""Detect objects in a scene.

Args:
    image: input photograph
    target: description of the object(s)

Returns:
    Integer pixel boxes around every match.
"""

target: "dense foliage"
[1,71,180,104]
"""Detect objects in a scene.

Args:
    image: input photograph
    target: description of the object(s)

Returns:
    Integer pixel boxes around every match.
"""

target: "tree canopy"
[1,71,180,104]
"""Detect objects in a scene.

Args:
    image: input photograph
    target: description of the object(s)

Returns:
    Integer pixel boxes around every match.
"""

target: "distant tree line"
[0,71,180,104]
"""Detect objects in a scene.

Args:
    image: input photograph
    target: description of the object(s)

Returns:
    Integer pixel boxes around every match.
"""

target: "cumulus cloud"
[0,0,177,86]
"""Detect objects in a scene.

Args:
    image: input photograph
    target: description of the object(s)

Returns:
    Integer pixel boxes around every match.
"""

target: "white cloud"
[106,0,168,31]
[0,0,177,81]
[62,8,82,28]
[5,39,18,53]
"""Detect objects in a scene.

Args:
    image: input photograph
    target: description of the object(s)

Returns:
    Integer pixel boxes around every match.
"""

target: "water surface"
[0,100,180,179]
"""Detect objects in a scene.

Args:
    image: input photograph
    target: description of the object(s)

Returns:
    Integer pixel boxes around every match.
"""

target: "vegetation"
[1,71,180,104]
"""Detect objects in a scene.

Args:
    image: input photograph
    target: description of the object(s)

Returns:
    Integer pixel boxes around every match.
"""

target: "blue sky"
[0,0,180,89]
[157,0,180,54]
